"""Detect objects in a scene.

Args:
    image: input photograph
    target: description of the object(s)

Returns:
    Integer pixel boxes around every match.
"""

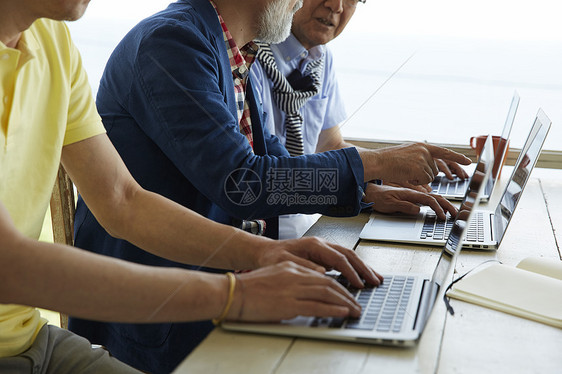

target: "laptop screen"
[491,92,519,180]
[494,109,551,244]
[433,136,494,286]
[418,135,495,327]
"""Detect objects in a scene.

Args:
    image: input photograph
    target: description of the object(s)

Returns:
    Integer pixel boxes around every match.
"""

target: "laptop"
[221,137,494,346]
[468,109,551,249]
[359,109,551,250]
[431,91,519,201]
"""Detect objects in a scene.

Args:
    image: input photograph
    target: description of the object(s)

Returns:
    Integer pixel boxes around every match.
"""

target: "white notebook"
[447,257,562,328]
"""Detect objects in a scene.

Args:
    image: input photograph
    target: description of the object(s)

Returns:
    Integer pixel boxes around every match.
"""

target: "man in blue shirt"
[71,0,470,372]
[251,0,470,238]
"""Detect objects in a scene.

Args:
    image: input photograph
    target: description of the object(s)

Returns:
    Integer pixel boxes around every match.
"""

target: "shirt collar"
[17,28,40,66]
[0,27,40,68]
[209,0,258,80]
[275,33,325,65]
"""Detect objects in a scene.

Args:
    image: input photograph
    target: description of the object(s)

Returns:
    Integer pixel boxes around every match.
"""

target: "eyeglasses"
[344,0,366,8]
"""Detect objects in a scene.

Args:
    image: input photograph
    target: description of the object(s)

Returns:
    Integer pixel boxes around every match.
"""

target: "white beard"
[256,0,303,43]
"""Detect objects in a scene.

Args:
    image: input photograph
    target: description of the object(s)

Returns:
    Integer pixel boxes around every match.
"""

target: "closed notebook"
[447,257,562,328]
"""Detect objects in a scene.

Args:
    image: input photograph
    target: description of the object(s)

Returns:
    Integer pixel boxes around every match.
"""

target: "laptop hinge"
[413,279,439,332]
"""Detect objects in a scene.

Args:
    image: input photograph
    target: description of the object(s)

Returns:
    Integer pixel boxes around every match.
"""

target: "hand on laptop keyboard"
[435,159,470,180]
[318,272,414,332]
[228,263,365,322]
[257,236,383,289]
[363,183,458,220]
[358,142,471,185]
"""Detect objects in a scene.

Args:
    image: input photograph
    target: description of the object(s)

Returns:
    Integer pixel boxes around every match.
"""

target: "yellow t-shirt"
[0,19,105,357]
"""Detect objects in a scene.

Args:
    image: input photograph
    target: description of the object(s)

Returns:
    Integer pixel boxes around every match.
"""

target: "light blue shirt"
[250,35,349,239]
[250,34,347,155]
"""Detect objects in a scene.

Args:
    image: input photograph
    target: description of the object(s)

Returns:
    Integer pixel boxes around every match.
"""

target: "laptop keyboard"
[431,176,469,196]
[311,275,415,332]
[421,211,484,242]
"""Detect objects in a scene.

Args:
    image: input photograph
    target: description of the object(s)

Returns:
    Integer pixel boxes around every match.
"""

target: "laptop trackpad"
[360,213,422,240]
[374,214,418,228]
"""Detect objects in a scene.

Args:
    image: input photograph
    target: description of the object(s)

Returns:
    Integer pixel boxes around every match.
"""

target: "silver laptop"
[431,91,519,201]
[469,109,551,249]
[359,109,551,250]
[221,140,493,346]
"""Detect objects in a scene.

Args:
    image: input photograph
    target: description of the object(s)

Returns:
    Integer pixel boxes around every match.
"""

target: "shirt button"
[1,54,9,60]
[3,96,8,104]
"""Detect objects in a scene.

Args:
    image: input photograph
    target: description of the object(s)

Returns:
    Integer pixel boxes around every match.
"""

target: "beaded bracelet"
[212,272,236,326]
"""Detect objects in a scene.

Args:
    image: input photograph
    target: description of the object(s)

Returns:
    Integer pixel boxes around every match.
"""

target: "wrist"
[246,234,275,269]
[224,227,271,270]
[226,273,245,321]
[358,149,381,182]
[363,182,382,200]
[212,272,237,325]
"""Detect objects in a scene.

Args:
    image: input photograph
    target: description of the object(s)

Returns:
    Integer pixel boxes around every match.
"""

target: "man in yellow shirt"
[0,0,384,372]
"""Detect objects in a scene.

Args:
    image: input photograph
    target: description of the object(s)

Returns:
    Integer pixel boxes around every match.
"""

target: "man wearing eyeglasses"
[251,0,470,239]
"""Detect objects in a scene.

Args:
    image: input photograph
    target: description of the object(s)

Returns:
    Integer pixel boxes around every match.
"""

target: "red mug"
[470,135,509,179]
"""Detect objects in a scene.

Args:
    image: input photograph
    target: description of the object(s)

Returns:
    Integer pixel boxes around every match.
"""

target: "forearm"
[315,125,366,154]
[317,139,358,153]
[62,135,269,270]
[103,187,270,269]
[0,234,230,323]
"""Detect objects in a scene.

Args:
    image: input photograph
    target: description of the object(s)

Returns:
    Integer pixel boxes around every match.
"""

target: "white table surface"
[174,167,562,374]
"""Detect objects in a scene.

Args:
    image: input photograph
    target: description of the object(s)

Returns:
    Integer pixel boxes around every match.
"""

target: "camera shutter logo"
[224,168,262,206]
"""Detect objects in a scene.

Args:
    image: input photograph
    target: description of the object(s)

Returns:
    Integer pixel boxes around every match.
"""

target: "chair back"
[49,164,75,329]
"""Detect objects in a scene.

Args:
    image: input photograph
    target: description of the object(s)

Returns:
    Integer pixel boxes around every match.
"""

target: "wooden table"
[174,168,562,373]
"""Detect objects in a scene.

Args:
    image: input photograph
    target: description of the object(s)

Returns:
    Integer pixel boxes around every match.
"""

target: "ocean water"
[68,0,562,151]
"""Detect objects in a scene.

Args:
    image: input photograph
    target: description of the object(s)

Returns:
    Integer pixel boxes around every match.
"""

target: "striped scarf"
[255,42,324,156]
